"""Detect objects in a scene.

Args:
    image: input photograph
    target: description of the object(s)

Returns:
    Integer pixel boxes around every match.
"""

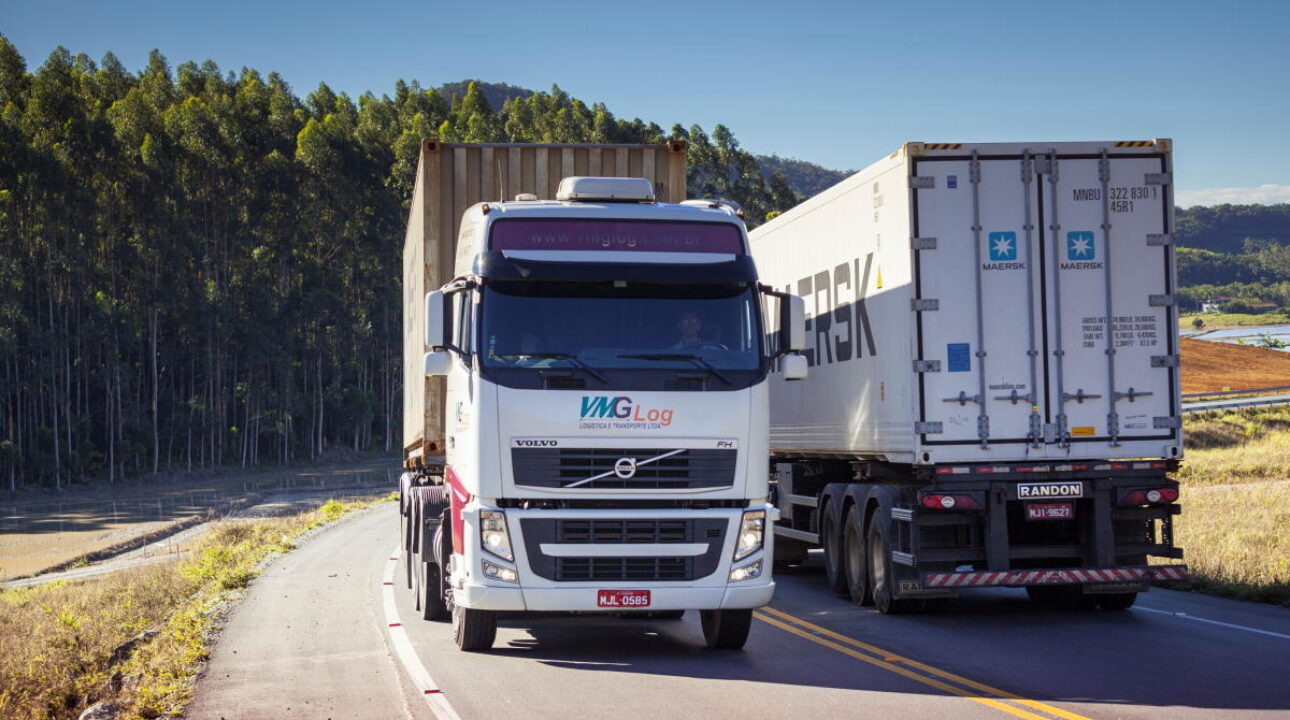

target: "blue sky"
[6,0,1288,205]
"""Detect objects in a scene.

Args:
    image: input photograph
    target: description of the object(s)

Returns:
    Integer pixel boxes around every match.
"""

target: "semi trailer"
[399,141,808,650]
[750,140,1188,613]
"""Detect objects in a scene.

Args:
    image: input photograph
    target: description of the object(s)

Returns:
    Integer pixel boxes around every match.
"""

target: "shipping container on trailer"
[752,140,1182,465]
[750,140,1186,614]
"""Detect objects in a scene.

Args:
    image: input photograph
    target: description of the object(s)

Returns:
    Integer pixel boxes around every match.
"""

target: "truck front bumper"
[456,580,775,612]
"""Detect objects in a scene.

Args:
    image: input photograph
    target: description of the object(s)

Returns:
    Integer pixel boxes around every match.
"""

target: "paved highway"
[189,503,1290,720]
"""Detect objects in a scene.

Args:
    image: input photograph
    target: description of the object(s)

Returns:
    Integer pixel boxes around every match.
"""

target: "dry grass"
[0,495,387,720]
[1174,407,1290,606]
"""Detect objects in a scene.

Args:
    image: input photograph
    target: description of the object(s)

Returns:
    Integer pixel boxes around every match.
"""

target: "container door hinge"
[911,298,940,312]
[1153,416,1181,429]
[910,176,936,189]
[915,421,943,435]
[912,236,938,250]
[1146,233,1173,246]
[914,359,942,373]
[1151,355,1179,368]
[1149,294,1175,307]
[1145,172,1172,186]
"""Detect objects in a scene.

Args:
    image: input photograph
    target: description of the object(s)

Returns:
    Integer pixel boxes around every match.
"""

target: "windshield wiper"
[617,353,732,386]
[492,352,607,384]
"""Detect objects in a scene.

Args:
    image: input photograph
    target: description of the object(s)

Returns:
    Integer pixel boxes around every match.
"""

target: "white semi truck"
[751,140,1188,613]
[400,141,807,650]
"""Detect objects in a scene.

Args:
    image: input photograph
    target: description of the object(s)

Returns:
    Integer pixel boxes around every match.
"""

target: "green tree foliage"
[1176,204,1290,253]
[0,45,804,489]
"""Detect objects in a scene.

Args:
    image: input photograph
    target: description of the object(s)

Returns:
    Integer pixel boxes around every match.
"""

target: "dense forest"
[0,40,803,491]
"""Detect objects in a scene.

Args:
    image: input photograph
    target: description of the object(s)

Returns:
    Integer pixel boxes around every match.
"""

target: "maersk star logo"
[988,231,1017,262]
[1067,232,1095,261]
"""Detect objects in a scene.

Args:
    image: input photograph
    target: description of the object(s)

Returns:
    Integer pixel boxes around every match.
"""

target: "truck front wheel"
[868,521,923,615]
[453,605,497,651]
[844,507,872,606]
[700,609,752,649]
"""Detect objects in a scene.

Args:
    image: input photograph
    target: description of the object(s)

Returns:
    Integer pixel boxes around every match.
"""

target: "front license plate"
[1026,502,1074,521]
[597,589,651,608]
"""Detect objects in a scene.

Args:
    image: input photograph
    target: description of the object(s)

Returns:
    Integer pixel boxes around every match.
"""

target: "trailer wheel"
[700,609,752,649]
[1096,592,1138,611]
[452,605,497,651]
[868,521,923,615]
[821,503,847,595]
[404,496,418,589]
[843,507,873,606]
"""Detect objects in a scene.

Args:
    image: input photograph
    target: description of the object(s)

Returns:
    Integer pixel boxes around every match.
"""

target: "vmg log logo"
[579,396,674,428]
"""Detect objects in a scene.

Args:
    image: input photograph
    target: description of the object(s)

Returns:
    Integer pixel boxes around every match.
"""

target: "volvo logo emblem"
[613,457,638,479]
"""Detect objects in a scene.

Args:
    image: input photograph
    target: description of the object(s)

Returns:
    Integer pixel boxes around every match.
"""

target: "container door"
[913,154,1047,447]
[1040,152,1176,450]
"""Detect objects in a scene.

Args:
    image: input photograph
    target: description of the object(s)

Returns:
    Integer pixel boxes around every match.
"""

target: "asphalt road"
[188,503,1290,720]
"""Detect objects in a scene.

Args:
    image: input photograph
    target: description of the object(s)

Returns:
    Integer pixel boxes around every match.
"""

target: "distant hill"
[1176,204,1290,253]
[755,155,851,199]
[437,80,534,111]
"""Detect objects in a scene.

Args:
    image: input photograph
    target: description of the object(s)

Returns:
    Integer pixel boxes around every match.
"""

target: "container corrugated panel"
[402,140,689,464]
[751,140,1181,466]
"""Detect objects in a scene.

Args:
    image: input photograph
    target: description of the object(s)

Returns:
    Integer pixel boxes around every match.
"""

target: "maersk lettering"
[787,254,878,368]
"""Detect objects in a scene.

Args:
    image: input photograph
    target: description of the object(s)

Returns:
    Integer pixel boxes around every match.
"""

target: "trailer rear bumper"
[921,564,1187,589]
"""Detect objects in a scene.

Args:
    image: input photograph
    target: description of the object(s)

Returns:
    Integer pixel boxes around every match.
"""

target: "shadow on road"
[470,559,1290,715]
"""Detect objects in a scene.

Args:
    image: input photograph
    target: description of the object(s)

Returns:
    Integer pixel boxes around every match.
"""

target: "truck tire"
[452,605,497,651]
[821,502,847,595]
[422,522,450,621]
[1096,592,1138,611]
[868,520,923,615]
[843,507,873,606]
[700,609,752,649]
[422,560,449,620]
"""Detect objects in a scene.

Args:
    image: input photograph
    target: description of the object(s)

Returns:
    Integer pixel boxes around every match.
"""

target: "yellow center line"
[755,606,1095,720]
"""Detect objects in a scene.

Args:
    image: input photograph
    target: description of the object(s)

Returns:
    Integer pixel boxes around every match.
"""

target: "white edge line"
[1137,606,1290,640]
[383,545,463,720]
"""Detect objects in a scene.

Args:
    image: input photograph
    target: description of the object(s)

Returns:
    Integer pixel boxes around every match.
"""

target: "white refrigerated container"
[751,140,1181,466]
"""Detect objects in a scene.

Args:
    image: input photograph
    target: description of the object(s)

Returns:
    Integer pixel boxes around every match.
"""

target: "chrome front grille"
[511,447,736,490]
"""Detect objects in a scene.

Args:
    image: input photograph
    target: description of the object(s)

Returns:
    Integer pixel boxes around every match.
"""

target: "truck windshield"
[480,280,762,373]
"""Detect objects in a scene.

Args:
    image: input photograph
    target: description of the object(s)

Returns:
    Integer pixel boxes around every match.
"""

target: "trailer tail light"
[920,493,981,510]
[1118,487,1179,506]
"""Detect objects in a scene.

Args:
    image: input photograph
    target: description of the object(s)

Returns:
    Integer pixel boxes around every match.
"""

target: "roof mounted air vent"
[556,176,655,203]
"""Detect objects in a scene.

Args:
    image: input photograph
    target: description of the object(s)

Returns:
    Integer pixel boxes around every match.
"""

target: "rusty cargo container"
[401,140,689,467]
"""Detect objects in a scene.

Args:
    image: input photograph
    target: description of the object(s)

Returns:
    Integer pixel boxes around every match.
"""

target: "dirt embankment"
[1180,338,1290,393]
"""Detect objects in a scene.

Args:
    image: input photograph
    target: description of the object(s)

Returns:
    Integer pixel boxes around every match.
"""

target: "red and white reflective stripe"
[935,466,972,475]
[382,547,462,720]
[924,565,1186,587]
[1014,465,1052,473]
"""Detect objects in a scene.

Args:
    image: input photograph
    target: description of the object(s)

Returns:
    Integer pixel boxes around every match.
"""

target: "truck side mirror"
[424,350,451,377]
[425,290,447,350]
[783,295,806,353]
[780,353,809,381]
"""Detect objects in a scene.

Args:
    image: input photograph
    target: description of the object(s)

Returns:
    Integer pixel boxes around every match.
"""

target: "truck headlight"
[733,510,765,561]
[729,560,763,582]
[480,510,513,561]
[482,560,518,583]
